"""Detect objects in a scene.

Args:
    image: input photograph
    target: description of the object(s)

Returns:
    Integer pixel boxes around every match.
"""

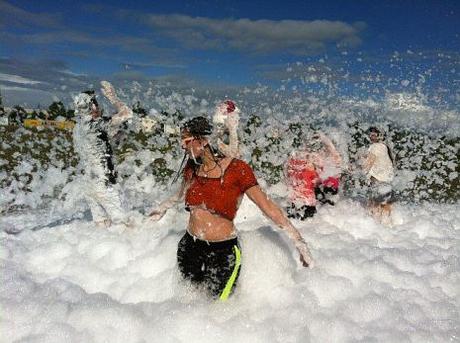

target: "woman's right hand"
[149,209,166,221]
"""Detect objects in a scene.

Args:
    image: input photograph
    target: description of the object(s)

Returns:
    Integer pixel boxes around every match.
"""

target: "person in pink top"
[285,131,342,219]
[285,147,321,220]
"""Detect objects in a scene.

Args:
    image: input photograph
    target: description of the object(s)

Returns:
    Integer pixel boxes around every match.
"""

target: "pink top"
[286,157,320,206]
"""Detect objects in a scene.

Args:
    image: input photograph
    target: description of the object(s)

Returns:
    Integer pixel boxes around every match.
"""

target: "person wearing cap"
[149,116,313,300]
[362,127,395,224]
[72,90,131,228]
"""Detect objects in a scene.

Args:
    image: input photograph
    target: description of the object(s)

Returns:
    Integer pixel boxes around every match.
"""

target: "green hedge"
[1,113,458,213]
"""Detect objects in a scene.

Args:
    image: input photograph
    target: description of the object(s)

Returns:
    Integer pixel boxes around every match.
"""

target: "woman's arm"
[149,180,187,221]
[100,81,133,127]
[217,114,240,158]
[317,132,342,166]
[245,185,314,268]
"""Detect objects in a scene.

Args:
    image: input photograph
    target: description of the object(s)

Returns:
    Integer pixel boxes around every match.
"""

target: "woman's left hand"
[295,239,314,268]
[245,185,316,269]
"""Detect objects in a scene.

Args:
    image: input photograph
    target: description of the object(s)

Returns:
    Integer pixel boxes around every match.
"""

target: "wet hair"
[172,116,224,184]
[181,116,213,137]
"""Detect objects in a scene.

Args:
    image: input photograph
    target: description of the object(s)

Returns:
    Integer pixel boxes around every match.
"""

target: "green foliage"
[345,121,459,203]
[0,125,77,207]
[8,106,27,123]
[0,90,4,115]
[0,111,458,210]
[243,114,262,137]
[151,158,175,182]
[133,102,148,118]
[288,122,303,148]
[47,101,67,120]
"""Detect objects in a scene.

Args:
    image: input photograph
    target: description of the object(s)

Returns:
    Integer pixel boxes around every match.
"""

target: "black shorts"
[315,186,337,206]
[177,232,241,300]
[368,178,393,204]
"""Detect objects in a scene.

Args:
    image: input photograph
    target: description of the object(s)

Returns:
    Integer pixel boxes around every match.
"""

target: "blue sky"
[0,0,459,106]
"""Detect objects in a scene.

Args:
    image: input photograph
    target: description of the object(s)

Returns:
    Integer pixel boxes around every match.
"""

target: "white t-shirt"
[367,142,394,182]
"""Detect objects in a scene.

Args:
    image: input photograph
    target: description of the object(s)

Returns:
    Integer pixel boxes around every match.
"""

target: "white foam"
[1,200,459,342]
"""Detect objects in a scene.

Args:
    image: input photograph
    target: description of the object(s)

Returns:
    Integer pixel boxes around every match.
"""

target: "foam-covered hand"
[213,100,240,158]
[101,81,118,104]
[149,209,166,222]
[295,239,314,268]
[224,112,239,131]
[212,107,226,126]
[100,80,133,123]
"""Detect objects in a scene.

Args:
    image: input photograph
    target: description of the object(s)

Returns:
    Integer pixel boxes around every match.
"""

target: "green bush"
[1,113,458,214]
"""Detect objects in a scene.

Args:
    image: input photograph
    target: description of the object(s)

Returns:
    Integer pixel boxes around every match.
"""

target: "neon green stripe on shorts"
[219,245,241,301]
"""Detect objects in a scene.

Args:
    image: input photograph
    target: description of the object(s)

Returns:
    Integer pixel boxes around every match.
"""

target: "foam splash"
[1,201,459,342]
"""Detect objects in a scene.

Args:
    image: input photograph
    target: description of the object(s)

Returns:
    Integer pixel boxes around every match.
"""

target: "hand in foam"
[213,100,240,158]
[148,209,166,222]
[295,239,314,268]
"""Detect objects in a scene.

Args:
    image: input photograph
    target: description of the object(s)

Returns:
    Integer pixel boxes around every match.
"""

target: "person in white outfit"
[363,126,395,224]
[72,90,132,227]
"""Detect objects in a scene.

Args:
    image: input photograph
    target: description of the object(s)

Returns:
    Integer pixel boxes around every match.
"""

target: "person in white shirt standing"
[363,127,395,225]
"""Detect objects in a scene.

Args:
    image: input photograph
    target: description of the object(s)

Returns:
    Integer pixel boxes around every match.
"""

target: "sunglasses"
[181,137,195,146]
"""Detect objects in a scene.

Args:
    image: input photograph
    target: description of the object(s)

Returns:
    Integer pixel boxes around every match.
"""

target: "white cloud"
[0,73,42,85]
[0,85,36,91]
[145,15,365,54]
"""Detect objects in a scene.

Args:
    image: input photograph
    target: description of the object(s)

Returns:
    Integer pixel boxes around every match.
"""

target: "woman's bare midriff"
[187,207,236,241]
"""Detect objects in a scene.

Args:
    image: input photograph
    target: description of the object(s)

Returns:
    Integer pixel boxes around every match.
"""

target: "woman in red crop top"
[149,116,313,300]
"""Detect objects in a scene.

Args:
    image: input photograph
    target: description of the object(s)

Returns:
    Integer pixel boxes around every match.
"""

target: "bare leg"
[368,200,383,223]
[380,203,393,226]
[368,202,393,226]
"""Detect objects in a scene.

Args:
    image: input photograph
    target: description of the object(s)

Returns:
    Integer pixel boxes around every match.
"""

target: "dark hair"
[368,126,381,134]
[172,116,226,184]
[181,116,213,137]
[82,90,99,108]
[82,90,95,96]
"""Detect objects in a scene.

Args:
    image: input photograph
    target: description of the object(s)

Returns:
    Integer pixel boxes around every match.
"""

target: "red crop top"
[184,159,258,220]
